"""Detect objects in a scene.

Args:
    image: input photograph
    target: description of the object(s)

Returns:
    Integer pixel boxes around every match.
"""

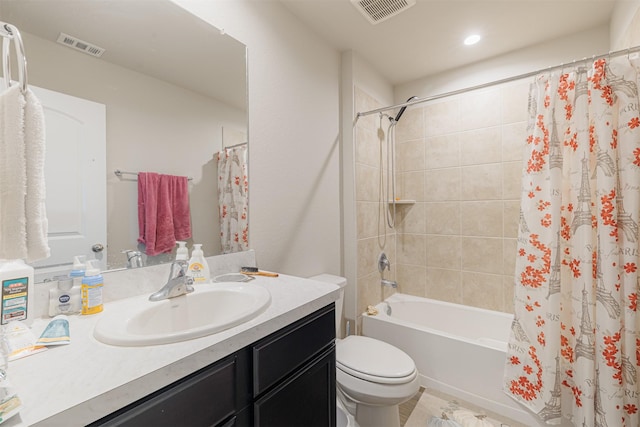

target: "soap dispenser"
[176,241,189,261]
[186,244,210,284]
[49,275,81,316]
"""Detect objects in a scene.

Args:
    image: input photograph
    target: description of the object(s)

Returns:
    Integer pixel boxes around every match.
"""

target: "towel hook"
[1,23,27,93]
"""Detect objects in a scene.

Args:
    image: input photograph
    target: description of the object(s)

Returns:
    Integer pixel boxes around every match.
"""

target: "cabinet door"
[253,304,335,396]
[253,346,336,427]
[91,352,245,427]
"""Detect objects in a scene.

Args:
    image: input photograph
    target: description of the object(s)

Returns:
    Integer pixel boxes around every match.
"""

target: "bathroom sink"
[93,283,271,346]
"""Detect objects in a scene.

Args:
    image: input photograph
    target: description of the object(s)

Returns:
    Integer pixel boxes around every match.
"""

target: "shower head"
[393,96,418,123]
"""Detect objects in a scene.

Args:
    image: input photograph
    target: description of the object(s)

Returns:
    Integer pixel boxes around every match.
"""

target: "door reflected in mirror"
[0,0,248,280]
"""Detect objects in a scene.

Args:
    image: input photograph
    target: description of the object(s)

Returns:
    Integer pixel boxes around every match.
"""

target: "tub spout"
[381,279,397,288]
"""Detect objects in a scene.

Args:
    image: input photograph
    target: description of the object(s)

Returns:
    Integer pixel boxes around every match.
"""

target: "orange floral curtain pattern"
[217,144,248,253]
[504,58,640,426]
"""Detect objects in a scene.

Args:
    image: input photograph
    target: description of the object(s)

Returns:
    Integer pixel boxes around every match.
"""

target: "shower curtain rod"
[356,43,640,120]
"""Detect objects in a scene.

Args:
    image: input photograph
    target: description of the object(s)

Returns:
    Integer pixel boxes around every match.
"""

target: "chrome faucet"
[149,260,194,302]
[381,279,398,288]
[123,250,143,269]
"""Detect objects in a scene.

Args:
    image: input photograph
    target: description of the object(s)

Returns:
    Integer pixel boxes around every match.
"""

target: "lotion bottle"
[176,241,189,261]
[186,244,210,284]
[49,276,81,316]
[81,260,103,315]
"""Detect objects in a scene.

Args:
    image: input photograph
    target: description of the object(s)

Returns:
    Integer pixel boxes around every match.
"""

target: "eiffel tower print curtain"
[504,57,639,426]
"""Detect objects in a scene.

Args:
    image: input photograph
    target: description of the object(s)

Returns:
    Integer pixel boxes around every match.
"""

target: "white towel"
[24,89,49,262]
[0,85,27,260]
[0,85,49,262]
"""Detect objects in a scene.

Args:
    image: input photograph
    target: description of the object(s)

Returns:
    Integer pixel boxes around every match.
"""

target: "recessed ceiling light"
[464,34,481,46]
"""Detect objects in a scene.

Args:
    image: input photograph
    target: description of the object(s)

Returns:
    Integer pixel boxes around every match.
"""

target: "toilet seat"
[336,335,417,384]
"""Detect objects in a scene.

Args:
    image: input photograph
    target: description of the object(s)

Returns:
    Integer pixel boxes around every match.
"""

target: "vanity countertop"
[4,275,340,426]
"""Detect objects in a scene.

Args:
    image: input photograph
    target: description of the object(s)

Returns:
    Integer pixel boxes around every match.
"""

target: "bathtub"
[361,293,544,426]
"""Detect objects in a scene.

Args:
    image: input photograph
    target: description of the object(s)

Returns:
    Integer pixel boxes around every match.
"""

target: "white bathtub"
[361,293,544,426]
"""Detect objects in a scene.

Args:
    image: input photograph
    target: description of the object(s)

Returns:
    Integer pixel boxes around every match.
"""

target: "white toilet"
[310,274,420,427]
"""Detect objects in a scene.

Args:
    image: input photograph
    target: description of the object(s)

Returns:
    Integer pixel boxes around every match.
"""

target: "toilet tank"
[309,274,347,338]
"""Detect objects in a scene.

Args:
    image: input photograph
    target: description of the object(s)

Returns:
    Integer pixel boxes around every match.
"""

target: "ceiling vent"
[56,33,105,58]
[351,0,416,25]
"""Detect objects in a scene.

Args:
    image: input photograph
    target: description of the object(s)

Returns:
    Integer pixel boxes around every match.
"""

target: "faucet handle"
[378,252,391,273]
[168,259,189,280]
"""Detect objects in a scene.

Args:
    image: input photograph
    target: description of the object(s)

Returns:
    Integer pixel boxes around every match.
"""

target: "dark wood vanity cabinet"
[90,304,336,427]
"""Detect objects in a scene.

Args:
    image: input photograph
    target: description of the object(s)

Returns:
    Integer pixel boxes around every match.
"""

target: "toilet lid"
[336,335,416,384]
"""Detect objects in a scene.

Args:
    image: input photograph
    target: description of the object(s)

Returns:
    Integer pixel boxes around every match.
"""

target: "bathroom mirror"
[0,0,248,279]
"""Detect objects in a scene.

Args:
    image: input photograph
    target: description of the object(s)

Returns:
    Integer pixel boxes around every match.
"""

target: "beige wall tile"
[461,237,503,274]
[462,272,504,311]
[397,138,425,172]
[503,161,523,200]
[503,201,520,238]
[397,202,426,234]
[426,134,460,170]
[426,202,460,235]
[503,238,518,276]
[425,168,461,201]
[355,164,380,202]
[459,89,501,131]
[501,81,529,124]
[399,170,425,201]
[460,127,502,166]
[357,201,379,239]
[397,233,426,266]
[354,82,528,317]
[426,268,462,304]
[503,275,515,314]
[502,121,527,162]
[461,164,502,200]
[395,107,424,142]
[355,126,384,168]
[426,235,460,269]
[425,99,459,137]
[397,263,427,297]
[460,201,503,237]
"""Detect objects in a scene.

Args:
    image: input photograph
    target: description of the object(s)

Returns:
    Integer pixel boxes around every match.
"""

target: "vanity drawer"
[252,304,335,397]
[91,351,248,427]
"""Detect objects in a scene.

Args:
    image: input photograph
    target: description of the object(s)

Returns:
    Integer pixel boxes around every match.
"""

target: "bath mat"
[403,388,523,427]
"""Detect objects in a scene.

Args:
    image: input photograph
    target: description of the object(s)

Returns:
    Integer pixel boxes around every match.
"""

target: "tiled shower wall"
[355,80,530,320]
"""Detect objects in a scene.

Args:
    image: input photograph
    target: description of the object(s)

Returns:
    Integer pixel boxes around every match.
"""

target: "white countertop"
[4,275,340,426]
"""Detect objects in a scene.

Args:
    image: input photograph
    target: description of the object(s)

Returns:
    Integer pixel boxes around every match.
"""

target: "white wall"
[610,0,640,50]
[396,25,609,102]
[173,0,342,277]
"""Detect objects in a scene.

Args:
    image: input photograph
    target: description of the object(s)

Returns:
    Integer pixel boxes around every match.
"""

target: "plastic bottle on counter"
[69,255,86,287]
[81,260,103,315]
[49,275,81,317]
[186,244,210,284]
[176,241,189,261]
[0,259,35,326]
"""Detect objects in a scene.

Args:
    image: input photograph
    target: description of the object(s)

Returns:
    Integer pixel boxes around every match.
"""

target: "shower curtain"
[504,58,639,426]
[216,144,248,253]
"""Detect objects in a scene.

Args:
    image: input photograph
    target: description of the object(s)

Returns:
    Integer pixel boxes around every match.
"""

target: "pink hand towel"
[138,172,191,256]
[137,172,160,255]
[168,175,191,241]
